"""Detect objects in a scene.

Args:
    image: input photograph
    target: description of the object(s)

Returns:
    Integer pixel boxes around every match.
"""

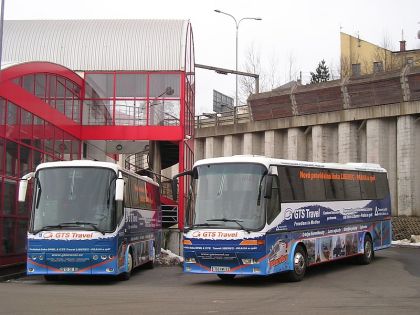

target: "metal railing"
[195,105,250,128]
[162,204,178,227]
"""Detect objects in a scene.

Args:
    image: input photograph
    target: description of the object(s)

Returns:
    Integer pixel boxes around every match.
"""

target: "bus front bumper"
[27,252,118,275]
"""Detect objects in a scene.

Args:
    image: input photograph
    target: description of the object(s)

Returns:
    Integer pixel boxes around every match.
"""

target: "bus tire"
[120,251,133,281]
[217,274,235,281]
[143,242,155,269]
[288,245,307,282]
[358,234,374,265]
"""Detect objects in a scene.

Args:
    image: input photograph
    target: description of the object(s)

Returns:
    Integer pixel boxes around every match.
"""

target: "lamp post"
[214,9,261,107]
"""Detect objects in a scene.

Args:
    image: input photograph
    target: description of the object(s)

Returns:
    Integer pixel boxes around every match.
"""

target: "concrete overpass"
[195,65,420,217]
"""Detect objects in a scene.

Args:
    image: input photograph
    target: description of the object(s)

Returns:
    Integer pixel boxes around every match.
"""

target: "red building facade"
[0,20,195,267]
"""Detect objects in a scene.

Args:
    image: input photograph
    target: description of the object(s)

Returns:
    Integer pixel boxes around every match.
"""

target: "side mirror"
[115,178,124,201]
[18,172,35,202]
[18,180,29,202]
[172,178,178,201]
[264,175,274,199]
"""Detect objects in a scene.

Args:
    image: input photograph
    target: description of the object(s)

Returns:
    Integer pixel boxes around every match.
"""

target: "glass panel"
[22,75,35,94]
[115,100,146,126]
[54,128,64,159]
[149,74,180,98]
[44,122,54,155]
[56,99,65,114]
[2,219,15,254]
[84,100,113,125]
[15,220,28,253]
[33,167,116,232]
[33,115,44,150]
[0,98,5,137]
[57,77,66,98]
[6,102,19,140]
[375,173,390,200]
[33,150,43,167]
[47,74,57,105]
[35,74,46,99]
[20,109,33,144]
[73,100,80,123]
[4,179,17,215]
[85,73,114,98]
[71,140,80,160]
[18,180,32,215]
[116,74,147,97]
[0,138,4,174]
[6,141,18,177]
[20,145,32,176]
[163,100,180,126]
[192,163,267,230]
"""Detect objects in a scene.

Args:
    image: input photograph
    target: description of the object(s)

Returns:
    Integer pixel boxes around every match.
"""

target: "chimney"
[400,40,406,52]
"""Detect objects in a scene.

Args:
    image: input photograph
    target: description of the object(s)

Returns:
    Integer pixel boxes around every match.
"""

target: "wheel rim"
[365,240,372,260]
[127,252,133,273]
[294,252,306,275]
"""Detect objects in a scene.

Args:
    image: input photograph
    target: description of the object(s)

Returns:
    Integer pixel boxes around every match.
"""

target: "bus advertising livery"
[174,156,391,281]
[19,160,162,281]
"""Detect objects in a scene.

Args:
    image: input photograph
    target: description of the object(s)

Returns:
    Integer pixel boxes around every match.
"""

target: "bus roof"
[193,155,387,173]
[35,160,159,186]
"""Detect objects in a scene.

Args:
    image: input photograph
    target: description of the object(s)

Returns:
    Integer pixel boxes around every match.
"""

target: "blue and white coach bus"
[18,160,162,281]
[173,156,391,281]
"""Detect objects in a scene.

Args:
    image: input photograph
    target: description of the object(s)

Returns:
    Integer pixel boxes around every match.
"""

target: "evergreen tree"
[310,59,330,83]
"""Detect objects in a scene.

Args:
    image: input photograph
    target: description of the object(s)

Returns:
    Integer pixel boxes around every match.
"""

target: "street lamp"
[214,9,262,107]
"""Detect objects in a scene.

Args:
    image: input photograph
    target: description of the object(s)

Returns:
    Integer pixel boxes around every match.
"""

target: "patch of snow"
[392,235,420,247]
[156,249,184,266]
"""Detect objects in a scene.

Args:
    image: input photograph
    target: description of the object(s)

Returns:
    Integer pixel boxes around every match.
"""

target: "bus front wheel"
[120,251,133,281]
[288,245,307,282]
[358,235,374,265]
[217,274,235,281]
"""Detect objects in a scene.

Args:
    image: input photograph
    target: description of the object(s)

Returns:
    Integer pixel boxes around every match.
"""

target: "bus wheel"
[288,245,307,282]
[217,274,235,281]
[358,235,374,265]
[120,251,133,281]
[143,243,155,269]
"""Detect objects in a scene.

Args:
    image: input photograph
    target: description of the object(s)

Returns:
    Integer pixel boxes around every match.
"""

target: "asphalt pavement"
[0,247,419,315]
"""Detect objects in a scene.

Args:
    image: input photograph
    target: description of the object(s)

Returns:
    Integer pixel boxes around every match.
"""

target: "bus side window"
[360,172,376,200]
[375,172,389,199]
[325,170,345,201]
[277,166,293,202]
[267,175,280,224]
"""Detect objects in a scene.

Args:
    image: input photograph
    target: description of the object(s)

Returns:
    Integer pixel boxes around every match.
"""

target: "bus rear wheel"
[217,274,235,281]
[288,245,307,282]
[358,235,374,265]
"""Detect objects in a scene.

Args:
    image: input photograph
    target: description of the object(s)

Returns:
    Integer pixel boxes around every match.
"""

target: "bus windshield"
[191,163,267,231]
[32,167,117,233]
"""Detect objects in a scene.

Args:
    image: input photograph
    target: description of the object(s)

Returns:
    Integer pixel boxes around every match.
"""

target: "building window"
[373,62,384,73]
[351,63,361,77]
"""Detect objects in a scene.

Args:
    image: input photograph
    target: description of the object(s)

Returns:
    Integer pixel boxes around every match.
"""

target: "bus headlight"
[242,258,258,265]
[253,267,261,273]
[185,257,196,263]
[92,255,99,260]
[101,255,107,260]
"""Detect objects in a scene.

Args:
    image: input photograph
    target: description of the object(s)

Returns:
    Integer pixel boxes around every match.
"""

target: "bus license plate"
[211,266,230,272]
[60,267,79,272]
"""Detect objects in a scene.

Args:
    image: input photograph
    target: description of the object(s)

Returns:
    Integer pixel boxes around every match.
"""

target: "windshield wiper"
[32,224,65,234]
[185,223,220,231]
[60,222,105,235]
[207,218,251,233]
[35,178,42,209]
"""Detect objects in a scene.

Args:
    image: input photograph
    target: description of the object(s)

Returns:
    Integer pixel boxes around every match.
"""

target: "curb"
[0,271,26,282]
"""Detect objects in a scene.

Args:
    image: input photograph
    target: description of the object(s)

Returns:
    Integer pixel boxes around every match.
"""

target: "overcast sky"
[5,0,420,114]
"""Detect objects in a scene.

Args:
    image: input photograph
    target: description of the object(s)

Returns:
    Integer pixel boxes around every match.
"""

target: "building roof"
[4,19,190,71]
